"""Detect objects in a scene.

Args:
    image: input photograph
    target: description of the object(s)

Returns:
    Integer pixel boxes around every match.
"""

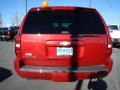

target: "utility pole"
[0,12,3,28]
[109,0,111,8]
[19,0,21,24]
[119,16,120,29]
[89,0,91,8]
[25,0,28,14]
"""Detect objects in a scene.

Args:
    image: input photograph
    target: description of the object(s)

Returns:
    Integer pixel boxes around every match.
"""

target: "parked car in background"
[14,6,113,82]
[0,26,19,41]
[0,27,9,41]
[10,26,19,40]
[108,25,120,47]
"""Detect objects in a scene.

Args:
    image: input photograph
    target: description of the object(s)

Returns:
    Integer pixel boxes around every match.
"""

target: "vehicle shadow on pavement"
[0,67,13,82]
[75,80,83,90]
[87,78,107,90]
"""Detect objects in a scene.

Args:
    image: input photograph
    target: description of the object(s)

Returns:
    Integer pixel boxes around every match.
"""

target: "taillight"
[7,31,10,35]
[15,34,21,56]
[107,35,112,56]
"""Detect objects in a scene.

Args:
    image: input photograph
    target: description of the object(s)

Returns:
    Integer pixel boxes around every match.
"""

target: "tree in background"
[0,12,3,28]
[11,11,20,26]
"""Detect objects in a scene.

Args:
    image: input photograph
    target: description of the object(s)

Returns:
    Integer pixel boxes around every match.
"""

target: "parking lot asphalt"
[0,41,120,90]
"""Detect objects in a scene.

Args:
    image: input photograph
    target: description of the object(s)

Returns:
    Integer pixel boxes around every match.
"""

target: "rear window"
[22,9,106,34]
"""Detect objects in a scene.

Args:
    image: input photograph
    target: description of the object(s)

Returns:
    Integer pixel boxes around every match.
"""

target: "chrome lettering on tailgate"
[56,47,73,56]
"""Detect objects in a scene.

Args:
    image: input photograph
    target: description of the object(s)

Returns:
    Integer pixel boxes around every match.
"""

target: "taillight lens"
[15,35,21,55]
[7,31,10,35]
[107,35,112,56]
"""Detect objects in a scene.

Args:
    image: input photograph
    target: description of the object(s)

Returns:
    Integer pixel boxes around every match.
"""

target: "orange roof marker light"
[42,0,49,7]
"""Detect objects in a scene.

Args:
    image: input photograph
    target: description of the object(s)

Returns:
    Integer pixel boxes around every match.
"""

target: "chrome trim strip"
[20,65,108,73]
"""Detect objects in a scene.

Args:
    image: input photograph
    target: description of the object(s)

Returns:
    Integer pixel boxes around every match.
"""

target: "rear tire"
[113,42,120,48]
[116,43,120,49]
[0,37,4,41]
[4,38,10,41]
[112,43,116,48]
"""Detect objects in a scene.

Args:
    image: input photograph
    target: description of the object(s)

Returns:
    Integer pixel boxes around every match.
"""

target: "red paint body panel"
[14,6,113,82]
[20,35,108,65]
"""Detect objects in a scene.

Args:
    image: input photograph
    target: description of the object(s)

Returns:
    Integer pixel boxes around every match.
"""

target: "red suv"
[14,6,113,82]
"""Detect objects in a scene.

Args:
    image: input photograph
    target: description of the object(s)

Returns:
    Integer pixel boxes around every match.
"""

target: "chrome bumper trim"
[20,65,108,73]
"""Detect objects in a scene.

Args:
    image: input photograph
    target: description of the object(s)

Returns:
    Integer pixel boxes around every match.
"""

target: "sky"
[0,0,120,27]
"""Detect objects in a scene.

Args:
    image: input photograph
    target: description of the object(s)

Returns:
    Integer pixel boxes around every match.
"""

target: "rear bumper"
[20,65,108,73]
[14,58,113,82]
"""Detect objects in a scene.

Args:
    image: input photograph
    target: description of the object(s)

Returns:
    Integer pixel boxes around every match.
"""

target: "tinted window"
[12,26,19,32]
[22,10,106,34]
[0,27,8,32]
[108,25,118,30]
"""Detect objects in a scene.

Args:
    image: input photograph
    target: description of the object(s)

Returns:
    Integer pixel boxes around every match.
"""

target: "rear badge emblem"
[60,41,70,46]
